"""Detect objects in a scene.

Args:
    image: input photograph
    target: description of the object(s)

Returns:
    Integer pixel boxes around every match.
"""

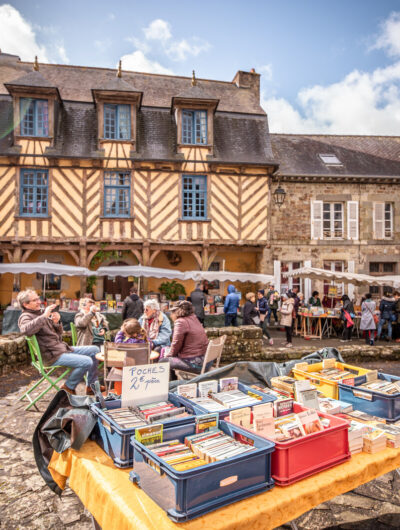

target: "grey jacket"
[18,309,72,364]
[190,288,207,319]
[360,300,376,331]
[74,311,94,345]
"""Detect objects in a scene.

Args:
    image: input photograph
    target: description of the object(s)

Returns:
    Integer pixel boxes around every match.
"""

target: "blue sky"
[1,1,400,134]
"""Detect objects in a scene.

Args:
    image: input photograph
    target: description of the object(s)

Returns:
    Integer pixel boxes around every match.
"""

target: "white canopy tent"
[94,265,185,280]
[0,262,92,276]
[184,270,274,283]
[282,266,392,287]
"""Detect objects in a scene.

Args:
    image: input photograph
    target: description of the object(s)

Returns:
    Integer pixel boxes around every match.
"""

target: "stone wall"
[0,334,30,375]
[206,325,264,363]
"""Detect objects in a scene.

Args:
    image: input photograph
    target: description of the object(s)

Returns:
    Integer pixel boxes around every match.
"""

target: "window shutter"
[347,201,359,240]
[311,200,323,239]
[374,202,384,239]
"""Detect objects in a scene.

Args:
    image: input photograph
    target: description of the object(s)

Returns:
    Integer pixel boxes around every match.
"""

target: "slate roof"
[4,70,58,90]
[0,57,265,115]
[172,82,219,107]
[271,134,400,178]
[92,75,141,94]
[211,113,275,165]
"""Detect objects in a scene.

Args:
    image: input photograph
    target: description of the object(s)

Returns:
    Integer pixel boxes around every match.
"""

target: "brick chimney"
[232,69,260,99]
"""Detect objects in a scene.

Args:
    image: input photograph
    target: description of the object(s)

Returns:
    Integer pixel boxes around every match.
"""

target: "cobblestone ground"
[1,363,400,529]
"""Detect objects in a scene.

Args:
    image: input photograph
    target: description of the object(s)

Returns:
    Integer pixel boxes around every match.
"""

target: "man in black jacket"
[190,283,207,325]
[122,287,144,320]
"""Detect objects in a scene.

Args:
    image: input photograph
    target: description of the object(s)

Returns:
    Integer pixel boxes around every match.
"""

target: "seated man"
[17,289,103,395]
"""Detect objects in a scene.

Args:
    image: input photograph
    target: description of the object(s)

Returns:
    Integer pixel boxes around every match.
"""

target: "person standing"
[360,293,376,346]
[266,285,280,325]
[279,293,294,347]
[242,292,259,325]
[377,291,396,341]
[17,289,103,395]
[340,294,355,342]
[257,289,273,344]
[122,286,144,320]
[223,284,240,326]
[308,291,322,307]
[190,283,207,326]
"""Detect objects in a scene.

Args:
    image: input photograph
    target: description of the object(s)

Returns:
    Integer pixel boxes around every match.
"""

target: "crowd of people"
[222,284,400,348]
[17,286,209,395]
[16,282,400,395]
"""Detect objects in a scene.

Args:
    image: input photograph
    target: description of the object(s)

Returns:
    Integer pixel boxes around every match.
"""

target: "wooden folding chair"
[102,342,151,392]
[175,335,227,381]
[19,335,71,411]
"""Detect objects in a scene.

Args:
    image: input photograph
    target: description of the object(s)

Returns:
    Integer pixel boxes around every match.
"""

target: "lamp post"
[273,180,286,208]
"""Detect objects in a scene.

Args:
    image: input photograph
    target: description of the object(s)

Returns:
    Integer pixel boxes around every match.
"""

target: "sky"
[0,1,400,135]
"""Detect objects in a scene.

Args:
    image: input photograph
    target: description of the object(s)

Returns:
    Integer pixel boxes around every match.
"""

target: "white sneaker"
[286,343,293,348]
[269,338,274,345]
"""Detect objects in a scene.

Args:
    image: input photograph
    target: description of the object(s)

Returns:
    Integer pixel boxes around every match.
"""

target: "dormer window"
[182,109,207,145]
[20,98,49,137]
[104,103,131,140]
[319,154,342,165]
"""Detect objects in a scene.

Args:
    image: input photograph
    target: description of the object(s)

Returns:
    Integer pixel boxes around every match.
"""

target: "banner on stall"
[121,363,170,406]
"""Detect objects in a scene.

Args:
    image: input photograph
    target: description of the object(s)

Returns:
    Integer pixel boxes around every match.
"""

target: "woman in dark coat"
[242,292,259,325]
[340,294,355,342]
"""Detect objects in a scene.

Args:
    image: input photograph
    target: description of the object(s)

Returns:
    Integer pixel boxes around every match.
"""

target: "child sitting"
[115,318,147,344]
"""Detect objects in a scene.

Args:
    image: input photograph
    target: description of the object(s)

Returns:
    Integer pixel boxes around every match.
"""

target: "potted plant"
[158,280,186,301]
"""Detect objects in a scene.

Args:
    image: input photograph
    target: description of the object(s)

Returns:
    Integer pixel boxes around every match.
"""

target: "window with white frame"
[280,262,303,294]
[323,203,343,238]
[311,200,358,240]
[373,202,393,239]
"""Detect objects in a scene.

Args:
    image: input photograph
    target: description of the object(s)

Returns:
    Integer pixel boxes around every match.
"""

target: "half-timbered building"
[0,52,276,302]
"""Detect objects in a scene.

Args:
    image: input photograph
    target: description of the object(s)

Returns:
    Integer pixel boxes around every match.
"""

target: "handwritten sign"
[121,363,170,407]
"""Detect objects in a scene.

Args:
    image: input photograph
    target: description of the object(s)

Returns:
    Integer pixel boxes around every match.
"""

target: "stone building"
[269,134,400,300]
[0,50,399,304]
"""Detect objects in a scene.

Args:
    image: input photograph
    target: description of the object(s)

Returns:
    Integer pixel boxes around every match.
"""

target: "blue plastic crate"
[338,372,400,422]
[129,419,275,522]
[175,382,276,420]
[90,393,196,467]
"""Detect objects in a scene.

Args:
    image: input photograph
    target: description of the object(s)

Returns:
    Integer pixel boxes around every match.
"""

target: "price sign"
[121,363,170,406]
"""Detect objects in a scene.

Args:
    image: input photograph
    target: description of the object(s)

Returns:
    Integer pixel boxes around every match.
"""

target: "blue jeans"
[225,314,238,327]
[53,345,100,390]
[267,308,278,324]
[377,318,392,339]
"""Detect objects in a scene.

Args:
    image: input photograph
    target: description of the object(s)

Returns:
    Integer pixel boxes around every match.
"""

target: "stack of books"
[189,397,226,412]
[348,421,366,454]
[270,376,298,397]
[274,409,324,441]
[103,407,147,429]
[135,401,190,423]
[354,378,400,396]
[362,426,387,454]
[373,423,400,448]
[318,397,353,415]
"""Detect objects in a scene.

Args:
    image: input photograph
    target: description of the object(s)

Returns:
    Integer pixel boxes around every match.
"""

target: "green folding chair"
[70,322,77,346]
[19,335,71,411]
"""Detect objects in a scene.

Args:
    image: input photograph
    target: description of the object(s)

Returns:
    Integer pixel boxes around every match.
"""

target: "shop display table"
[1,309,123,334]
[49,440,400,530]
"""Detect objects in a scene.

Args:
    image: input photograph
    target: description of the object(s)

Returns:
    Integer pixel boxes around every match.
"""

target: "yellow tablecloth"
[49,441,400,530]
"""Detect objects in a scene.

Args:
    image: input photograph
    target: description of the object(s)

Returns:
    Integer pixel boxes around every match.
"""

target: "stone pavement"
[1,363,400,529]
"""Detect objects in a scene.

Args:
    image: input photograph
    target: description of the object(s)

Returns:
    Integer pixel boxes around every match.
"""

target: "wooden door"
[102,262,133,300]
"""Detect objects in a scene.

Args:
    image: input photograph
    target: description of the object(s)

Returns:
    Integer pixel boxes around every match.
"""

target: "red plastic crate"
[227,403,350,486]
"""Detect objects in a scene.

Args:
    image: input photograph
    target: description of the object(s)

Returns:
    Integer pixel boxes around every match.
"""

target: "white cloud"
[258,64,273,81]
[373,12,400,57]
[143,19,171,42]
[56,44,69,64]
[119,50,173,75]
[0,3,49,61]
[166,38,210,62]
[263,13,400,134]
[125,36,150,54]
